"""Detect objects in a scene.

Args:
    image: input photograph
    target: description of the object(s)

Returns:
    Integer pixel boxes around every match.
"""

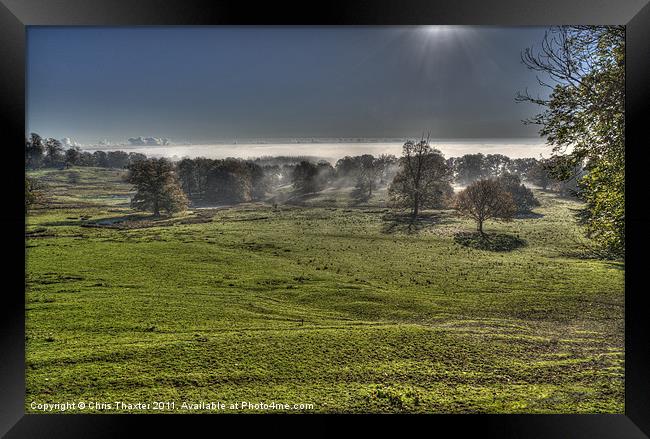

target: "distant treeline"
[171,152,581,207]
[176,157,268,204]
[25,134,147,169]
[26,132,582,205]
[25,133,583,238]
[446,153,584,194]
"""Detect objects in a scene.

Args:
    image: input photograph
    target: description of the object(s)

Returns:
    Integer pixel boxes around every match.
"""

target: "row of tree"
[450,154,531,184]
[176,157,268,204]
[24,134,557,222]
[26,145,536,236]
[447,153,586,195]
[25,134,596,254]
[120,141,538,236]
[384,138,539,221]
[334,154,398,199]
[293,152,578,199]
[26,133,147,169]
[26,132,568,193]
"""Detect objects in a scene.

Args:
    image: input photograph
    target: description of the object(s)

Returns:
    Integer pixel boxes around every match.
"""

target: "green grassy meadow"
[25,167,624,413]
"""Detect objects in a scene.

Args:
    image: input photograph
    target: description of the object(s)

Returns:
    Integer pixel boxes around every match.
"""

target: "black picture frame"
[1,0,649,437]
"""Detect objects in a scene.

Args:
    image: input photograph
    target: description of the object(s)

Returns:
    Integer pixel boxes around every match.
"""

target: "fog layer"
[82,139,552,162]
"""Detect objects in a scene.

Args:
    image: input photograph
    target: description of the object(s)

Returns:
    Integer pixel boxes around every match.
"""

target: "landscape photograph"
[25,25,624,413]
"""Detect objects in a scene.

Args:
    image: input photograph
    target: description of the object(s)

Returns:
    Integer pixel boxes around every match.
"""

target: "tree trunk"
[412,196,419,219]
[153,199,160,217]
[478,219,484,235]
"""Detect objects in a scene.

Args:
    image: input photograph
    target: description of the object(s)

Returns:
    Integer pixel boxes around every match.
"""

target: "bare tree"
[388,134,453,219]
[355,154,393,199]
[455,179,516,234]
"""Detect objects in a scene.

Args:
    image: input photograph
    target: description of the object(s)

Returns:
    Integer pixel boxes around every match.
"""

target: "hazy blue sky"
[27,26,550,145]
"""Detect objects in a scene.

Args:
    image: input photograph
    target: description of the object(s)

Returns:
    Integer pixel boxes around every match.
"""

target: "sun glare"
[422,25,462,39]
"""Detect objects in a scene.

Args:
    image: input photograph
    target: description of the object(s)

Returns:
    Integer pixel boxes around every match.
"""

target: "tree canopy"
[455,179,517,234]
[497,173,540,213]
[126,158,188,216]
[518,25,624,257]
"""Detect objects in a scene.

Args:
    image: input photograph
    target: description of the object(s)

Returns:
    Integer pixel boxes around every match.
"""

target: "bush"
[497,173,539,213]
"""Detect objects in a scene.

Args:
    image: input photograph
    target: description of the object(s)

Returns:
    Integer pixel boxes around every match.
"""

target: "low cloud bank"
[127,136,170,146]
[61,137,80,148]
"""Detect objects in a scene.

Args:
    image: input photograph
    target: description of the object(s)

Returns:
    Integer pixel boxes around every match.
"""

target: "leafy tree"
[578,160,623,255]
[193,157,213,196]
[388,138,453,219]
[77,151,95,166]
[334,156,360,183]
[279,164,296,186]
[92,150,109,167]
[261,164,283,188]
[107,150,130,168]
[127,152,147,166]
[174,157,268,203]
[353,155,377,199]
[177,158,196,197]
[126,158,188,216]
[25,176,43,209]
[485,154,511,178]
[292,161,321,193]
[517,25,624,257]
[64,147,81,168]
[25,133,44,168]
[316,161,335,187]
[355,154,395,199]
[506,157,539,180]
[43,138,64,167]
[497,173,540,213]
[526,159,554,190]
[376,154,398,184]
[204,159,253,203]
[455,153,487,185]
[335,154,396,193]
[245,161,270,200]
[455,179,517,234]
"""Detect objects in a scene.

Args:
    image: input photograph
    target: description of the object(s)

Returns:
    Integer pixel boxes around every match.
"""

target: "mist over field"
[81,139,552,162]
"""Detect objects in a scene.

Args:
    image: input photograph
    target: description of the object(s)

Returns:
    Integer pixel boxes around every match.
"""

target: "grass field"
[25,167,624,413]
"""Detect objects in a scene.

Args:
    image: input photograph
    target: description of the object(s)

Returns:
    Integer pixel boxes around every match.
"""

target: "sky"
[26,26,551,146]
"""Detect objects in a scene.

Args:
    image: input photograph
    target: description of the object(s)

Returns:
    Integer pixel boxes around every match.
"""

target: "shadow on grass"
[78,213,167,229]
[454,231,527,252]
[41,213,186,229]
[39,219,86,227]
[381,211,453,234]
[514,211,544,220]
[537,188,581,202]
[560,242,625,263]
